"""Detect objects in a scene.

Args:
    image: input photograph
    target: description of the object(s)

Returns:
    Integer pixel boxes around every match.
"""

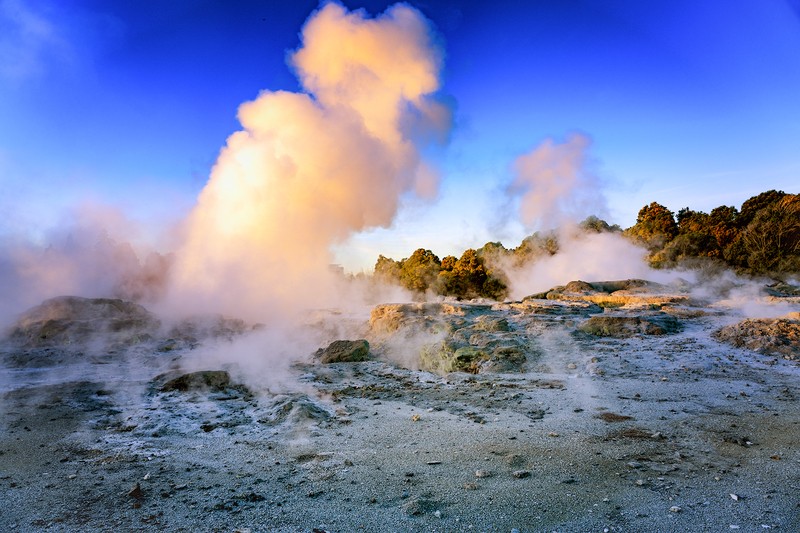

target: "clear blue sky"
[2,0,799,270]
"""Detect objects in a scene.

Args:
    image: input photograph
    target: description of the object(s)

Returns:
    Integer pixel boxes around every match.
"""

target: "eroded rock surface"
[531,279,690,308]
[714,317,800,360]
[315,339,370,363]
[578,314,682,337]
[159,370,236,392]
[6,296,159,349]
[368,301,535,374]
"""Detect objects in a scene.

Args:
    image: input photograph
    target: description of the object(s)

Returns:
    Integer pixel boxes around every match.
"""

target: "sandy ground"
[1,289,799,532]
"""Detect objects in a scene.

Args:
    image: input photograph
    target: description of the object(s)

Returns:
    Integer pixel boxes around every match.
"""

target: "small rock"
[402,497,434,516]
[128,482,144,500]
[512,470,531,479]
[669,505,681,513]
[474,469,491,478]
[730,493,739,501]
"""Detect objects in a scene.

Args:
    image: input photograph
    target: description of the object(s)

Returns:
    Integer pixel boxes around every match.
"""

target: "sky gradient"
[2,0,799,271]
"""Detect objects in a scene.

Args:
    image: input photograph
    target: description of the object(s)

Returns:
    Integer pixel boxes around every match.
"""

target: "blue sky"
[1,0,799,270]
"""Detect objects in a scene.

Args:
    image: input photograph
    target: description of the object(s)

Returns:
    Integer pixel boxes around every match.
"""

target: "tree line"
[372,190,799,300]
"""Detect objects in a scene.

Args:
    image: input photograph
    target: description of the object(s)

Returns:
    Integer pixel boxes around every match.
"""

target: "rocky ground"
[1,280,799,532]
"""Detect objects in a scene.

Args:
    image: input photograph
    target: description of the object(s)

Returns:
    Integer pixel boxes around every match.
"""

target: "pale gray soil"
[1,289,799,532]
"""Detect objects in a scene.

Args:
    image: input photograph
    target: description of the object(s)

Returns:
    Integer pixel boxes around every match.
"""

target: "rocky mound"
[368,302,536,375]
[713,317,800,360]
[765,282,800,297]
[6,296,159,349]
[368,302,480,334]
[314,339,371,363]
[159,370,237,392]
[578,313,682,337]
[530,279,690,308]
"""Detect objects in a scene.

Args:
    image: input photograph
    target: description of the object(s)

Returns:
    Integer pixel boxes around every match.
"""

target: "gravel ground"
[1,291,799,532]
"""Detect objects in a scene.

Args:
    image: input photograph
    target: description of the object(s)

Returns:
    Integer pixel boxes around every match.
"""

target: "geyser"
[166,2,450,322]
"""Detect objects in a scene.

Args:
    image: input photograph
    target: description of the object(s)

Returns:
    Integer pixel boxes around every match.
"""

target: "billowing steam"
[0,205,169,327]
[503,132,669,298]
[508,132,604,231]
[165,3,449,322]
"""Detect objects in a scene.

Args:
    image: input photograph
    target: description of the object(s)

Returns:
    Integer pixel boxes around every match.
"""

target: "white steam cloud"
[165,2,449,322]
[508,132,604,231]
[503,132,671,298]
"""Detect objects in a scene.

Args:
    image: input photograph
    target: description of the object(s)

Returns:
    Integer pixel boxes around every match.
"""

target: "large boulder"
[368,303,473,334]
[419,341,483,374]
[6,296,159,348]
[713,317,800,360]
[578,314,681,337]
[315,339,370,363]
[160,370,234,392]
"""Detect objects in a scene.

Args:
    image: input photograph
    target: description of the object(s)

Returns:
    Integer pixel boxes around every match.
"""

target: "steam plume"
[503,132,667,298]
[508,132,604,230]
[166,2,449,321]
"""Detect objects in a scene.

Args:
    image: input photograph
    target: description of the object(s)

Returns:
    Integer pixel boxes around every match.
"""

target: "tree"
[512,231,559,266]
[738,190,787,229]
[677,208,709,234]
[374,254,402,283]
[399,249,440,293]
[435,249,508,300]
[707,205,739,254]
[625,202,678,251]
[741,194,800,273]
[579,215,621,234]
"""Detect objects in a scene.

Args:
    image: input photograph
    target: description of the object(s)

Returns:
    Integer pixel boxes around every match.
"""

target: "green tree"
[741,194,800,273]
[399,249,441,293]
[625,202,678,251]
[707,205,739,254]
[738,190,787,229]
[512,231,559,266]
[579,215,621,233]
[374,254,402,283]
